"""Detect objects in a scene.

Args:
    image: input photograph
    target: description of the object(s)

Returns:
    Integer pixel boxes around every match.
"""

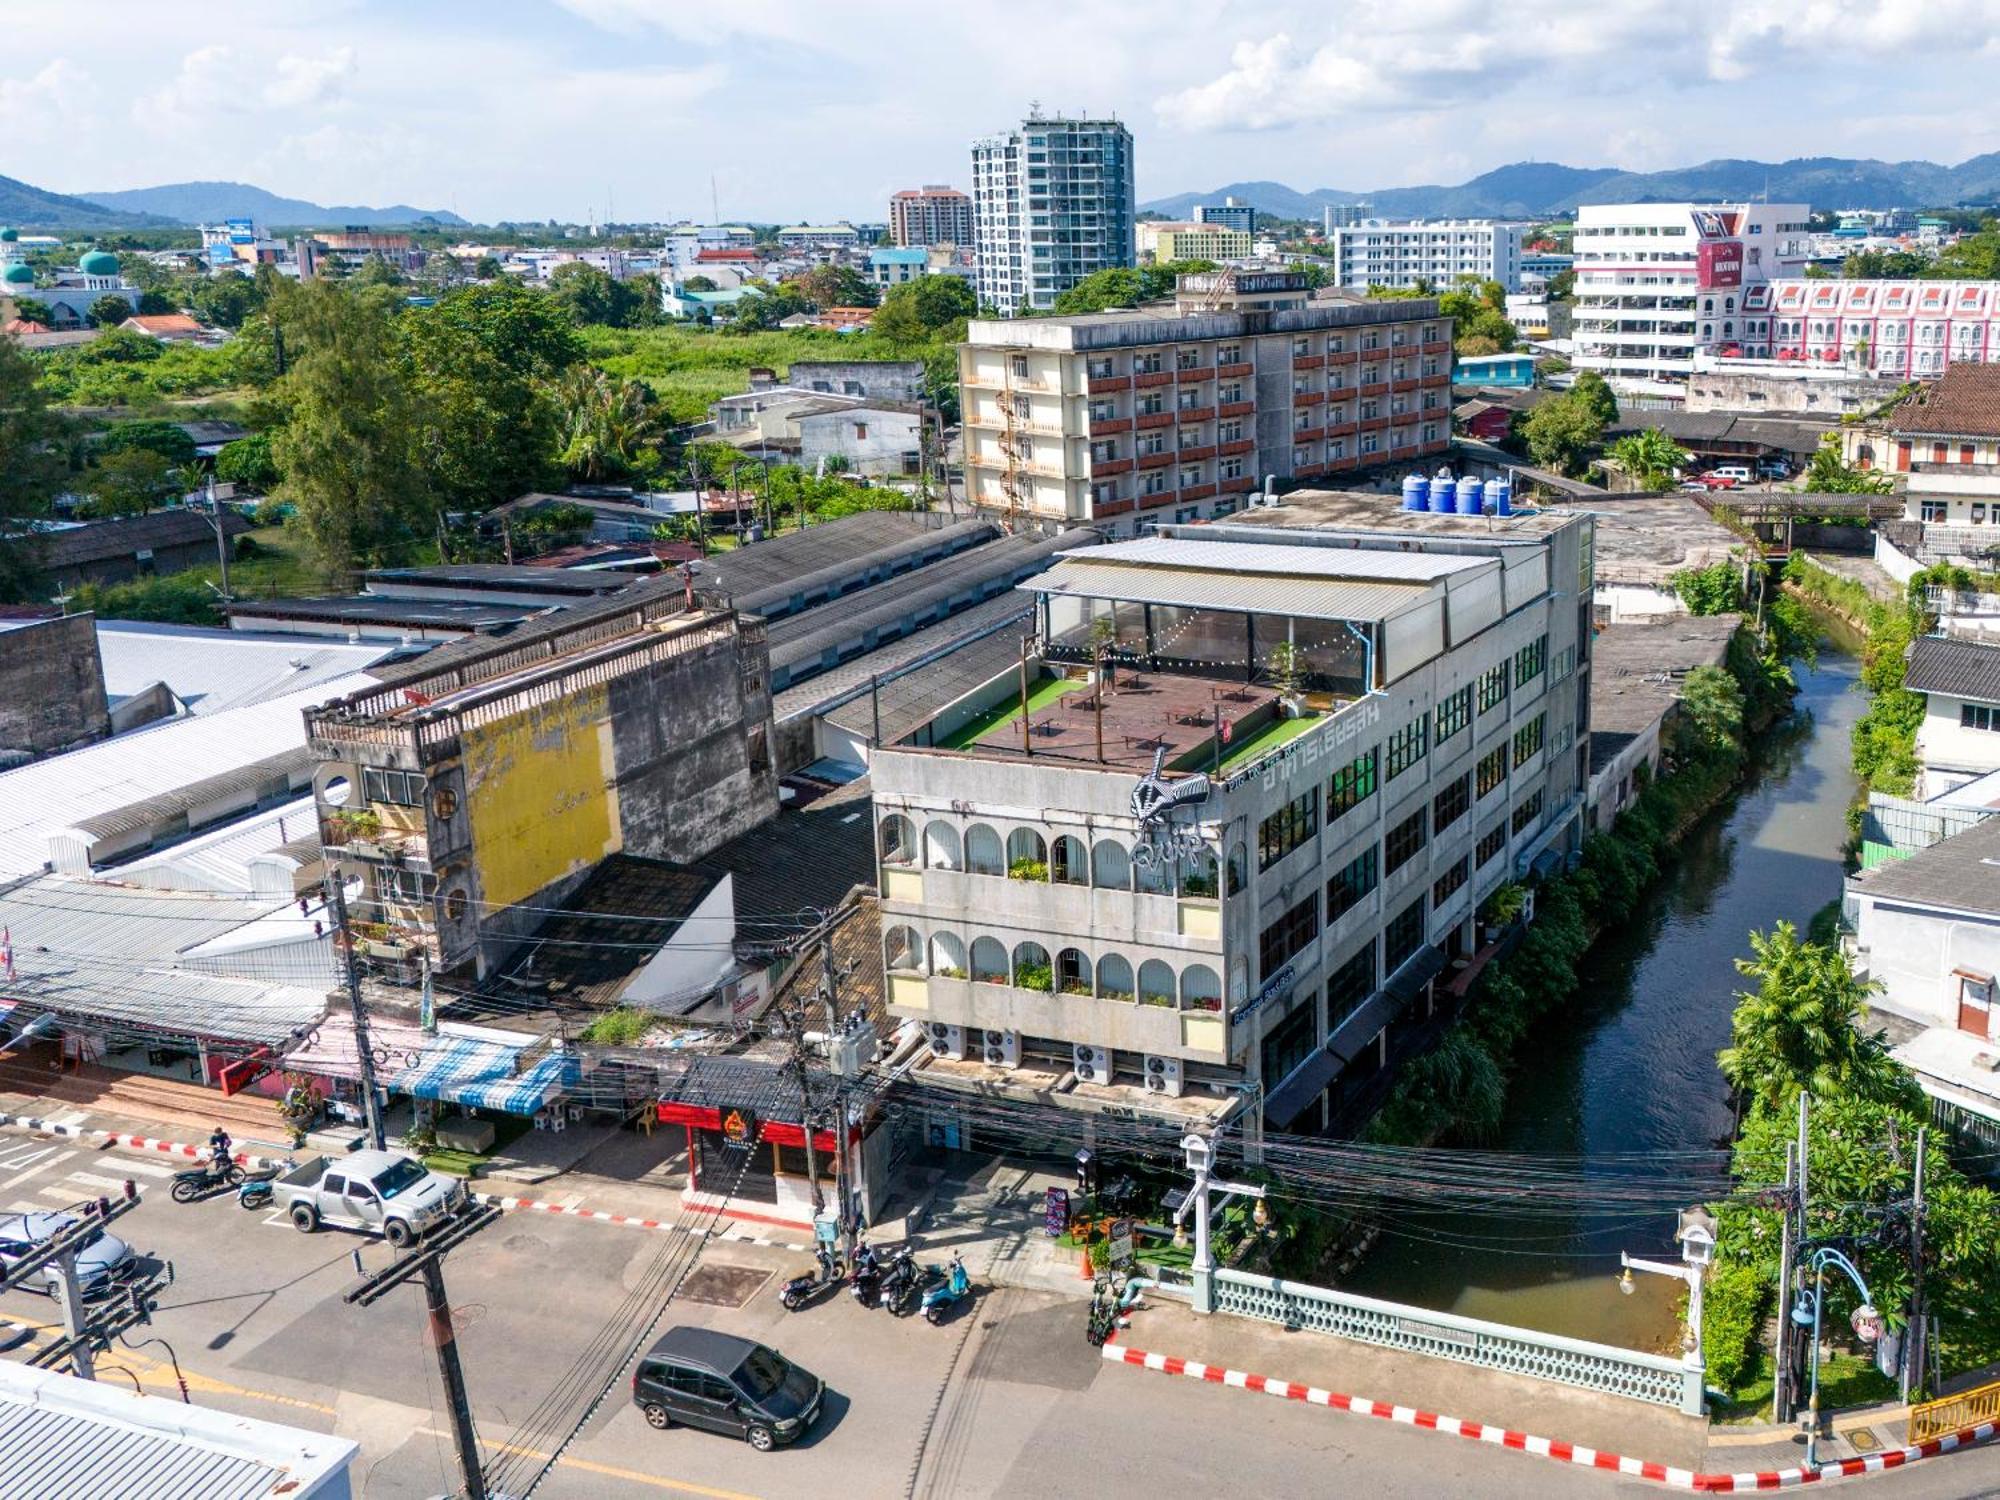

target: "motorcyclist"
[208,1125,234,1175]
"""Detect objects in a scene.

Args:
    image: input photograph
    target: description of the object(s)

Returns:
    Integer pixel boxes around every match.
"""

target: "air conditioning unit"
[926,1022,964,1061]
[981,1028,1020,1069]
[1143,1053,1184,1098]
[1072,1043,1111,1085]
[1520,888,1537,926]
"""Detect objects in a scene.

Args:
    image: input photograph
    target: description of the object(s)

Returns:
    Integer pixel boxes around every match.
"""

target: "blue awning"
[449,1051,580,1115]
[392,1036,521,1102]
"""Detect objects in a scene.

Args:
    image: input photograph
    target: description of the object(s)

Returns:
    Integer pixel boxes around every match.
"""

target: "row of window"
[879,817,1233,896]
[885,926,1222,1010]
[1512,713,1547,769]
[1962,704,2000,732]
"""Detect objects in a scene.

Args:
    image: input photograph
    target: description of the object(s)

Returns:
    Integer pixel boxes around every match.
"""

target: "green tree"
[1519,391,1605,476]
[1674,664,1746,759]
[791,264,878,311]
[1671,561,1745,616]
[508,500,595,556]
[136,289,175,316]
[1804,433,1894,494]
[546,263,623,326]
[186,269,262,330]
[268,280,427,585]
[1931,231,2000,281]
[872,274,977,343]
[215,433,280,491]
[1569,370,1619,426]
[0,337,63,601]
[88,293,133,328]
[680,275,718,293]
[1717,922,1914,1113]
[1051,260,1218,315]
[473,254,504,280]
[553,366,662,482]
[353,255,407,289]
[82,446,178,517]
[9,297,51,326]
[1607,427,1692,488]
[99,419,197,465]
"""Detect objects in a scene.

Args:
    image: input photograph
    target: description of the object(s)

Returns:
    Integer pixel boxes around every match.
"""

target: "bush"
[1703,1258,1770,1391]
[216,432,280,491]
[580,1008,655,1046]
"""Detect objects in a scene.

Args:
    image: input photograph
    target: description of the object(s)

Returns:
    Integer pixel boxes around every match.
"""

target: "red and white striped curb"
[1100,1338,2000,1490]
[0,1113,805,1249]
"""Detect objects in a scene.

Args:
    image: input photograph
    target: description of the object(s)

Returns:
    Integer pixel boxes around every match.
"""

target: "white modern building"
[871,503,1591,1134]
[971,112,1135,317]
[1572,203,1811,400]
[890,186,975,248]
[1327,220,1525,293]
[1904,635,2000,798]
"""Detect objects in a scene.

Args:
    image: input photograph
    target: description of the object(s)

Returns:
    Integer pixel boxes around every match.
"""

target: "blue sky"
[6,1,1998,223]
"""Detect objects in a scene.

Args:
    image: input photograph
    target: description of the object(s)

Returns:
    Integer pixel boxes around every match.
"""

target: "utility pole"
[1773,1140,1796,1423]
[345,1203,500,1500]
[53,1246,95,1380]
[1905,1126,1928,1401]
[197,475,232,601]
[1173,1133,1265,1315]
[324,871,387,1150]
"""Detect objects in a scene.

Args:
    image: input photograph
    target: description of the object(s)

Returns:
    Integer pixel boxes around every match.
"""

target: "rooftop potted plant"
[1265,641,1306,718]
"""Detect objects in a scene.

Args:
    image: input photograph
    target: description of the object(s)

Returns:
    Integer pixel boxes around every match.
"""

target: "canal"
[1340,651,1863,1350]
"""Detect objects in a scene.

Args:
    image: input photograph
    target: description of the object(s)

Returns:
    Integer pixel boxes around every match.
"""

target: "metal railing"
[1212,1267,1692,1409]
[1910,1376,2000,1442]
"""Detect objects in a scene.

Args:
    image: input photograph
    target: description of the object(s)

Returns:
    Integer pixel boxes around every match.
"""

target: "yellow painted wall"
[461,685,620,909]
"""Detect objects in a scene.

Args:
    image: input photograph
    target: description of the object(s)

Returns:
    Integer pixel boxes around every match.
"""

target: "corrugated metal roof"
[1851,814,2000,918]
[1065,536,1490,582]
[0,684,348,879]
[1906,634,2000,705]
[66,748,313,842]
[1019,558,1433,622]
[94,622,383,717]
[0,1402,283,1500]
[113,798,320,895]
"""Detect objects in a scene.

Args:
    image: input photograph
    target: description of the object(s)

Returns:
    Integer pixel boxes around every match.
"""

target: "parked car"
[1756,458,1792,481]
[1707,465,1753,485]
[633,1327,825,1451]
[276,1150,467,1247]
[0,1212,135,1298]
[1696,473,1740,491]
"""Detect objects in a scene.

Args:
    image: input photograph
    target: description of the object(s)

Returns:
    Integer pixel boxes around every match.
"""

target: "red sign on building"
[1697,241,1744,289]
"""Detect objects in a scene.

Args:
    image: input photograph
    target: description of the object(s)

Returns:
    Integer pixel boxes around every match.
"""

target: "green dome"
[2,263,32,285]
[78,249,119,277]
[0,228,17,243]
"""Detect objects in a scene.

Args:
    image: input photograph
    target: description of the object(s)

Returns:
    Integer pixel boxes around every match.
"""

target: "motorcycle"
[236,1157,294,1211]
[920,1251,971,1326]
[170,1155,245,1204]
[848,1242,883,1309]
[779,1244,843,1311]
[877,1245,920,1315]
[1085,1270,1120,1347]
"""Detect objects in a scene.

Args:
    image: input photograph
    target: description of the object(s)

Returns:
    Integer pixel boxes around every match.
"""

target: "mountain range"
[0,173,180,230]
[1140,155,2000,222]
[81,181,466,228]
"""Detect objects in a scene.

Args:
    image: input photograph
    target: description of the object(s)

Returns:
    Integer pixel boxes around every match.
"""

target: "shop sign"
[719,1107,758,1151]
[1109,1217,1136,1266]
[1231,963,1294,1030]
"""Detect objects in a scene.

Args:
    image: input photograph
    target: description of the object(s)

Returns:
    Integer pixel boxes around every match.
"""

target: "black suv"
[632,1327,825,1451]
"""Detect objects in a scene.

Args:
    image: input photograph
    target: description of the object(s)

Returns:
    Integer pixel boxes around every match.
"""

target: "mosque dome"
[78,249,120,277]
[3,262,33,286]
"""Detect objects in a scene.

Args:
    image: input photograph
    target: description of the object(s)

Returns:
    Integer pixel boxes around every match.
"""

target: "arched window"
[1011,941,1051,990]
[884,925,922,972]
[930,932,966,978]
[1179,848,1219,899]
[1138,959,1178,1007]
[1006,827,1049,878]
[970,937,1008,984]
[923,820,962,871]
[1226,844,1247,897]
[1051,835,1088,885]
[1056,948,1093,995]
[1092,839,1132,890]
[965,824,1004,876]
[1181,963,1222,1012]
[1134,843,1174,895]
[879,814,916,866]
[1097,952,1134,1001]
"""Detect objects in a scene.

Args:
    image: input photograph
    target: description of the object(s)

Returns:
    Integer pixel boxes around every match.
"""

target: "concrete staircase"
[0,1047,288,1145]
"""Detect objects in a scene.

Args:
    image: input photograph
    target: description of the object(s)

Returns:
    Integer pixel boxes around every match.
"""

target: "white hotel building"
[1326,220,1526,294]
[1572,203,1810,400]
[871,496,1591,1135]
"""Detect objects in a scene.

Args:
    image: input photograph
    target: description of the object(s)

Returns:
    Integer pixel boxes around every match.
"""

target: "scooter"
[920,1251,971,1326]
[236,1157,294,1211]
[170,1155,245,1204]
[848,1242,883,1308]
[779,1244,843,1311]
[877,1245,920,1315]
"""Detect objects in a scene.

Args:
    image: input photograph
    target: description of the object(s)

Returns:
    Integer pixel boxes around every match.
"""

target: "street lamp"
[1618,1205,1718,1418]
[1791,1246,1881,1467]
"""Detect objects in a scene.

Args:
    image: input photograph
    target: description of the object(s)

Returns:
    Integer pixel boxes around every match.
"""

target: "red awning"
[655,1100,846,1152]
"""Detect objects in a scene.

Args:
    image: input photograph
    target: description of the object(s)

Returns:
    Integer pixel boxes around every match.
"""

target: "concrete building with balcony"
[304,581,777,976]
[1572,203,1810,401]
[971,112,1135,317]
[1326,220,1525,293]
[1904,635,2000,799]
[958,273,1452,535]
[869,497,1591,1134]
[1137,221,1254,264]
[890,186,974,249]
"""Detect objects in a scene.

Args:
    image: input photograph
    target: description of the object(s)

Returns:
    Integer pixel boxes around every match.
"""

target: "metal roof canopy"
[1060,535,1494,582]
[1019,557,1437,623]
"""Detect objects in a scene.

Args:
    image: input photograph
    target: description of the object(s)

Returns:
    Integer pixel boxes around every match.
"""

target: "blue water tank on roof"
[1456,476,1483,515]
[1402,474,1427,511]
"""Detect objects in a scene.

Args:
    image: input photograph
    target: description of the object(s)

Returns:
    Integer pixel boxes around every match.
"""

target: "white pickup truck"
[275,1150,468,1247]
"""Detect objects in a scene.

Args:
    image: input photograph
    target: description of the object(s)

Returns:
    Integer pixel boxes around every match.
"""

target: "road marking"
[0,1148,69,1190]
[103,1157,175,1179]
[34,1184,84,1204]
[452,1432,766,1499]
[49,1112,89,1128]
[65,1171,141,1193]
[6,1200,45,1214]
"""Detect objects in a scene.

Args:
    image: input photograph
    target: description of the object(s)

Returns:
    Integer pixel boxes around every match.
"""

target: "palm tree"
[554,368,662,483]
[1804,433,1894,495]
[1606,428,1692,489]
[1718,922,1911,1112]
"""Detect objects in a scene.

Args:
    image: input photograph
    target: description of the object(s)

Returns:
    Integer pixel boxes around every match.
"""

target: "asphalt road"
[6,1133,2000,1499]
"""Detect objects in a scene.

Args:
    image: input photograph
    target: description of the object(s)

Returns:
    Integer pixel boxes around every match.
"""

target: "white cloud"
[263,46,356,109]
[133,46,242,132]
[0,60,97,141]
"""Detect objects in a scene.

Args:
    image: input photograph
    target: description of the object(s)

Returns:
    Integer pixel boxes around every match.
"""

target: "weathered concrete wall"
[0,613,109,766]
[786,360,925,402]
[1684,370,1901,416]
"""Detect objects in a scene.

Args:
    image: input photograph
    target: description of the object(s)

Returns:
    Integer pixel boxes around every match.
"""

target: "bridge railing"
[1909,1376,2000,1442]
[1211,1267,1698,1412]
